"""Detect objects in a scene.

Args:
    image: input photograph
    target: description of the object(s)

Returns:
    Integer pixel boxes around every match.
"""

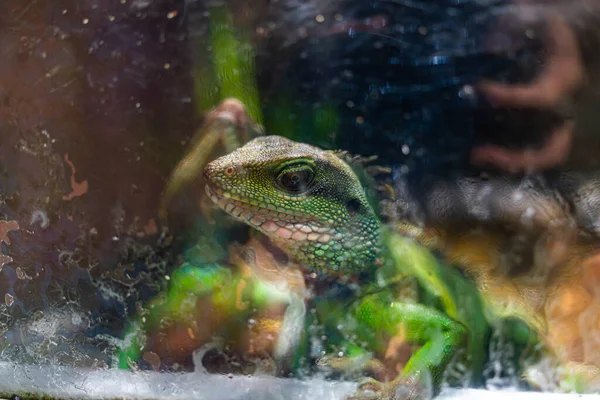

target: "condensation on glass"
[0,0,600,399]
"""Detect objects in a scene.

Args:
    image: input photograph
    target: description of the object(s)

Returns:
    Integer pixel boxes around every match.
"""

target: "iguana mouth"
[205,184,268,228]
[205,184,338,244]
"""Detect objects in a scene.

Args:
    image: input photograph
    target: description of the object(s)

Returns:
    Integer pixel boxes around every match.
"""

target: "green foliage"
[194,6,262,124]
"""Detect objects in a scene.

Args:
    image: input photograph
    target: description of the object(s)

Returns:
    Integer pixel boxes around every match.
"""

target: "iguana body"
[128,99,599,394]
[120,135,466,399]
[205,133,600,393]
[204,134,470,398]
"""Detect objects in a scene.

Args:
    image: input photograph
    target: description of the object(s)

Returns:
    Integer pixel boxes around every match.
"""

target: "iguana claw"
[347,373,433,400]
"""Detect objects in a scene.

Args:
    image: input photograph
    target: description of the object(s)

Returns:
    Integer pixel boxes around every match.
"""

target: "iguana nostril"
[203,163,220,185]
[225,166,236,176]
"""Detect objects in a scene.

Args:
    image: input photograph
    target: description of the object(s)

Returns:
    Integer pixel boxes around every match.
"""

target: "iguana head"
[204,136,381,278]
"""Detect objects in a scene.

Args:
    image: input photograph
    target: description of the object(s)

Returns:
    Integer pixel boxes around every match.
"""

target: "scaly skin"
[309,281,466,399]
[120,99,469,400]
[150,91,600,393]
[205,135,467,399]
[203,135,381,279]
[201,116,600,393]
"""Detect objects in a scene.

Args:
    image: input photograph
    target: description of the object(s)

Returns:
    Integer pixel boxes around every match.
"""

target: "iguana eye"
[276,166,314,193]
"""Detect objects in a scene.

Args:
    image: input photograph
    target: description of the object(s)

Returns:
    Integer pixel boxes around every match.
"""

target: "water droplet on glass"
[522,207,536,221]
[71,313,82,326]
[458,84,476,101]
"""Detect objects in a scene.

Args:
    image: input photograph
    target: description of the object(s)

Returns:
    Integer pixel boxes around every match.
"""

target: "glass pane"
[1,0,599,398]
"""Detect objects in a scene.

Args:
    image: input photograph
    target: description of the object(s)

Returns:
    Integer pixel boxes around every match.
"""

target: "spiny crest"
[333,150,379,170]
[332,150,395,203]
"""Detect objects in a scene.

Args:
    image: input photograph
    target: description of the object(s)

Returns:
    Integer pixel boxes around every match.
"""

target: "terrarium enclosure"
[1,0,600,399]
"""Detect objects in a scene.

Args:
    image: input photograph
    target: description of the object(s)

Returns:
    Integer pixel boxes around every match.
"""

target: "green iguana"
[204,133,600,394]
[204,134,468,399]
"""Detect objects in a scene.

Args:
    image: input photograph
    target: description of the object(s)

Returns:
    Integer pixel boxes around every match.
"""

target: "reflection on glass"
[1,1,600,399]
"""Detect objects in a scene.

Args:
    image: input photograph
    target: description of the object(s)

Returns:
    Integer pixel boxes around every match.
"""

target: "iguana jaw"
[205,182,353,277]
[205,183,333,243]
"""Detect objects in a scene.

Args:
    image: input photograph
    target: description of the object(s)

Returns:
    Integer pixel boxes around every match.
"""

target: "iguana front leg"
[317,292,466,400]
